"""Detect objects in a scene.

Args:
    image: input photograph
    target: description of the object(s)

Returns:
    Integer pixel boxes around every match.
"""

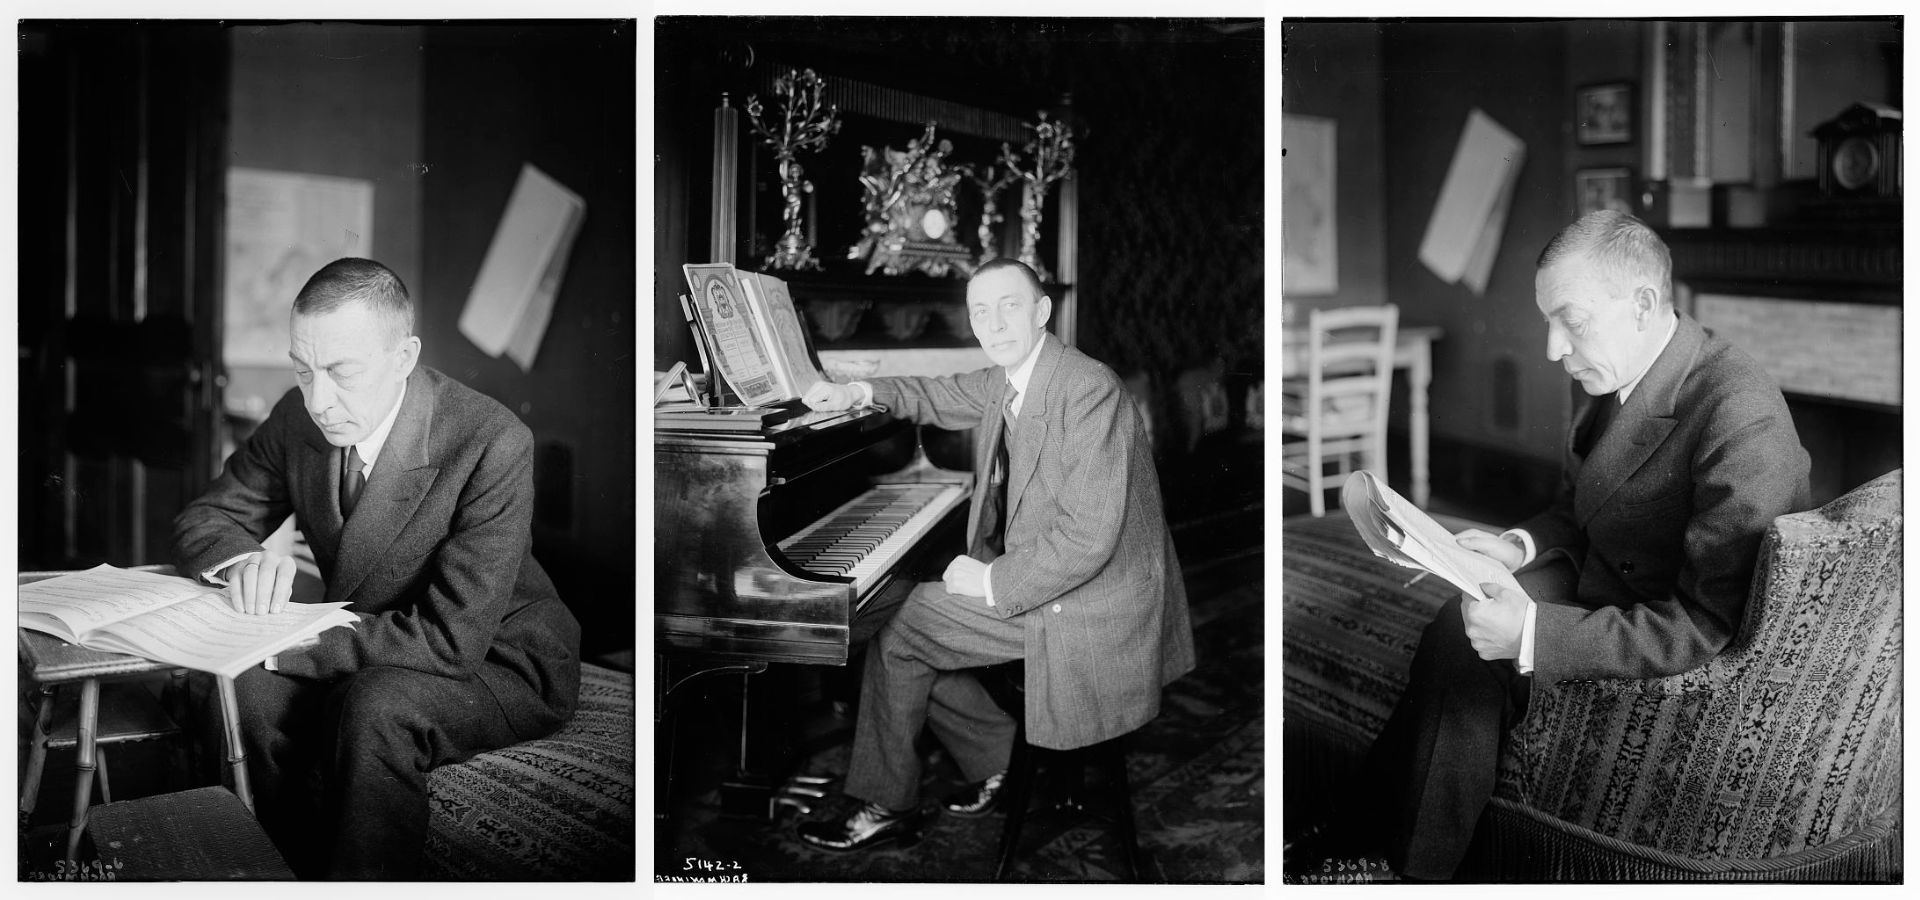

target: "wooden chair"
[1281,304,1398,517]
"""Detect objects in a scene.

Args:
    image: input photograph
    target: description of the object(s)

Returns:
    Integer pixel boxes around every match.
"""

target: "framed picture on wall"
[1283,113,1338,296]
[1576,167,1635,216]
[1576,81,1634,145]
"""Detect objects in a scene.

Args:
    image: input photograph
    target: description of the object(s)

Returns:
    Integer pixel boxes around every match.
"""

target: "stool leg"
[20,685,56,827]
[215,676,254,814]
[66,677,102,863]
[994,739,1034,882]
[1103,741,1146,882]
[95,746,112,805]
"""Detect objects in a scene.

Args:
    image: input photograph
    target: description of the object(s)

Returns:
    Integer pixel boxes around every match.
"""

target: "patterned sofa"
[1282,469,1902,882]
[423,662,636,880]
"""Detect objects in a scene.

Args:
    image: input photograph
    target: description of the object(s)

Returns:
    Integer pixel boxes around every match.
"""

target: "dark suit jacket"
[173,365,581,739]
[1518,312,1809,684]
[870,334,1195,749]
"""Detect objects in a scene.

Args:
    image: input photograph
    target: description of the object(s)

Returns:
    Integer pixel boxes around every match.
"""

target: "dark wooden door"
[19,23,227,568]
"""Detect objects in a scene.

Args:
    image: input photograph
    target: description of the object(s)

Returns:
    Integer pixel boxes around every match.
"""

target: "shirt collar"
[1005,333,1047,409]
[1616,310,1677,404]
[353,376,409,474]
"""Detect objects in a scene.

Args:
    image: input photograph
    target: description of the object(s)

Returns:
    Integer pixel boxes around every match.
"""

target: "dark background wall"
[227,24,425,417]
[1280,22,1387,316]
[1379,21,1573,500]
[421,23,637,655]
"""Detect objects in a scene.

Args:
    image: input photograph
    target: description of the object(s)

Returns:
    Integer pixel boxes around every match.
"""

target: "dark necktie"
[1575,394,1619,457]
[974,390,1018,561]
[341,445,366,518]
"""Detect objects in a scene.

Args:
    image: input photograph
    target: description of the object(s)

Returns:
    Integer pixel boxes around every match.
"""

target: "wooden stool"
[18,631,188,864]
[977,660,1149,882]
[84,786,294,880]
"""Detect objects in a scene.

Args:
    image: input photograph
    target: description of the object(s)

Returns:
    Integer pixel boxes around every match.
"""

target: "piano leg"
[719,665,835,820]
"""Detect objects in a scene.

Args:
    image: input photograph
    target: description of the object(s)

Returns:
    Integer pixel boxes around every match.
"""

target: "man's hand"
[802,381,861,411]
[1459,582,1530,661]
[1455,528,1525,573]
[225,551,297,616]
[942,555,988,598]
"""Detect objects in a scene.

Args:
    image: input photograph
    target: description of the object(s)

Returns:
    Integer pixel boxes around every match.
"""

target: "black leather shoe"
[942,771,1006,818]
[797,802,923,852]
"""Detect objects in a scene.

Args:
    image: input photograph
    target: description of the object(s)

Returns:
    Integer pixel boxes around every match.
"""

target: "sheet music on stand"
[1341,470,1521,603]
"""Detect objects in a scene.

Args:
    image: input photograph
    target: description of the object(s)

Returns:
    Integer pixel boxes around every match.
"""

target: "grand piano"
[655,402,975,816]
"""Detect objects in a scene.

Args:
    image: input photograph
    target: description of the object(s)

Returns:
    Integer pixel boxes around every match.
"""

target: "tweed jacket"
[1517,312,1809,684]
[172,365,581,739]
[869,334,1196,749]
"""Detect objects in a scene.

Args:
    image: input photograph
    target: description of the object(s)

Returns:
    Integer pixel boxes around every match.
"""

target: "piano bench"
[976,661,1149,883]
[422,662,636,880]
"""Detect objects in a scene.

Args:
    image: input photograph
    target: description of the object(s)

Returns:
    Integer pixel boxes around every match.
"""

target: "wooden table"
[19,628,254,864]
[1281,325,1442,509]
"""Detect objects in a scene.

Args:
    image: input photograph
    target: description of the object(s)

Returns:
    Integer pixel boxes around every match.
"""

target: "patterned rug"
[1280,512,1479,841]
[655,555,1265,883]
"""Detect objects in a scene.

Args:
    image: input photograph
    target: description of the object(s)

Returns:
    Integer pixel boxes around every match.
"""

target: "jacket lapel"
[1004,334,1060,528]
[329,369,441,604]
[1574,313,1699,525]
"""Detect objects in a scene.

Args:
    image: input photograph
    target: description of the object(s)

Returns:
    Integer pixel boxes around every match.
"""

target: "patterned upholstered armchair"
[1471,469,1902,881]
[1283,469,1902,882]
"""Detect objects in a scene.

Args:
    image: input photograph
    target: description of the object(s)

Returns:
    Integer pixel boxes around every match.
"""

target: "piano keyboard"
[778,482,969,603]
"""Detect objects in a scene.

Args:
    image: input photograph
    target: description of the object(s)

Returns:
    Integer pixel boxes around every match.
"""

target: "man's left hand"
[942,555,988,598]
[1460,582,1530,661]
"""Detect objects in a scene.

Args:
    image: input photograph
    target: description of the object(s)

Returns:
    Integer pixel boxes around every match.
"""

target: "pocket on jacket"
[1612,487,1688,520]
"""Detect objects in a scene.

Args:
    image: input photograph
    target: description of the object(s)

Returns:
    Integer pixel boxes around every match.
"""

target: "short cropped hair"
[293,258,414,344]
[971,257,1048,299]
[1536,210,1672,307]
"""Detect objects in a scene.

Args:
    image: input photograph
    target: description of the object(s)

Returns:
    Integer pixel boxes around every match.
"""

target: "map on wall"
[225,168,375,365]
[1282,114,1338,296]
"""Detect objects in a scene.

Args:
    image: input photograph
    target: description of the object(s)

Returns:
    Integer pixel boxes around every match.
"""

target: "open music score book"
[1342,471,1522,603]
[680,263,825,409]
[19,565,359,679]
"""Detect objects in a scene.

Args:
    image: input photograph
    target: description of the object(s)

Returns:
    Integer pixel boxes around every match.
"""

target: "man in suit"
[793,258,1194,851]
[172,258,580,879]
[1353,211,1809,880]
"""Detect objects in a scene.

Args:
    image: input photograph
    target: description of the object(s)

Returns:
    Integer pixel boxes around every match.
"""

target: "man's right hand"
[802,381,861,411]
[1454,528,1525,573]
[225,551,297,616]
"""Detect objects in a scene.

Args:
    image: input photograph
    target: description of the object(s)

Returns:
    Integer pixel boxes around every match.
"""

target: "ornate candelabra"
[963,161,1019,268]
[1002,110,1076,282]
[744,69,841,271]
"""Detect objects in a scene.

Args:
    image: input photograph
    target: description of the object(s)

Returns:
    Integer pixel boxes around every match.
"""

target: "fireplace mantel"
[1664,222,1901,301]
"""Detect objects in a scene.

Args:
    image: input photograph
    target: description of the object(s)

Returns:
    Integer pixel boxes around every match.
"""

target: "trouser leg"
[322,666,522,881]
[926,670,1016,784]
[198,667,331,878]
[843,581,1023,811]
[1363,596,1530,881]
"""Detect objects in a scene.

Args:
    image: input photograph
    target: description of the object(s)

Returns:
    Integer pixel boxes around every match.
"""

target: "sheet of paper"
[458,163,586,372]
[1418,109,1524,289]
[19,565,215,634]
[1461,141,1523,295]
[1342,471,1521,602]
[87,594,357,679]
